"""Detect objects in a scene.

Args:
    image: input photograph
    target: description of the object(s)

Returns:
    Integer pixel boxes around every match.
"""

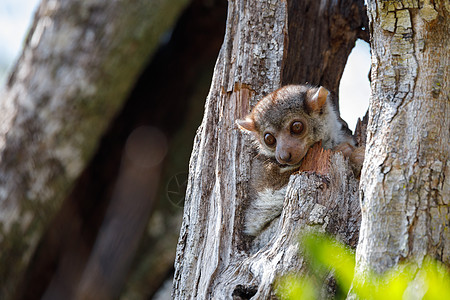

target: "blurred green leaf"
[276,274,316,300]
[301,232,356,294]
[276,231,450,300]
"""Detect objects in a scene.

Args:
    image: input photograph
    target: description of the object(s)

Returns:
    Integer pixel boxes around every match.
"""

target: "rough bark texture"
[354,0,449,284]
[173,0,367,298]
[0,0,189,298]
[212,148,361,299]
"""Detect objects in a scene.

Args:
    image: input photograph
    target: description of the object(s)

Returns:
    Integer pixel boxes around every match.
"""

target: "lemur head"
[237,85,342,167]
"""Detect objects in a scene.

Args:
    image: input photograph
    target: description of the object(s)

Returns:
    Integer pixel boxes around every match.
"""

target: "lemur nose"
[278,152,292,163]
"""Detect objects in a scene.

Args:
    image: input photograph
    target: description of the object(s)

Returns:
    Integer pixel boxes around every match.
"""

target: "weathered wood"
[0,0,189,297]
[298,143,332,174]
[173,0,367,298]
[354,0,449,288]
[212,151,361,299]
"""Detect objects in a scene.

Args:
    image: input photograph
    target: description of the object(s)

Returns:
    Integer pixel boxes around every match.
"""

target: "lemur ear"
[236,117,256,132]
[306,86,329,112]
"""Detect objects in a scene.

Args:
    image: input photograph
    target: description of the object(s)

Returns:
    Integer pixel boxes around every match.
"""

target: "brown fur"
[237,85,364,236]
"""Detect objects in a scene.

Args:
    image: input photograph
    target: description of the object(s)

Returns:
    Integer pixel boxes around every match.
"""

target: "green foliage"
[276,232,450,300]
[276,274,317,300]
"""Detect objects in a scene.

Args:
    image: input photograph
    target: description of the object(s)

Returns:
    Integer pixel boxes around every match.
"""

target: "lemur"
[237,84,364,236]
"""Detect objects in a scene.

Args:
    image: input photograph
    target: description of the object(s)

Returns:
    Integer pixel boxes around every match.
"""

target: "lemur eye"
[290,121,304,134]
[264,133,276,146]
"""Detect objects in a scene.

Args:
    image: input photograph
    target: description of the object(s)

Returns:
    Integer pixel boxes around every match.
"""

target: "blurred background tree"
[0,0,226,298]
[0,0,373,299]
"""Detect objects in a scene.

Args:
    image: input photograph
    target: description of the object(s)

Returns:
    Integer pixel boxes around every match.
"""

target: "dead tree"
[173,0,368,298]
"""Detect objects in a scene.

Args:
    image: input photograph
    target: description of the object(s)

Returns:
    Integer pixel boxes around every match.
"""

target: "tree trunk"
[354,0,449,285]
[0,0,189,298]
[173,0,367,298]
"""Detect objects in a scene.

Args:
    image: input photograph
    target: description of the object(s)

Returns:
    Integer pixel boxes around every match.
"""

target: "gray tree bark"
[353,0,449,288]
[173,0,367,298]
[0,0,189,298]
